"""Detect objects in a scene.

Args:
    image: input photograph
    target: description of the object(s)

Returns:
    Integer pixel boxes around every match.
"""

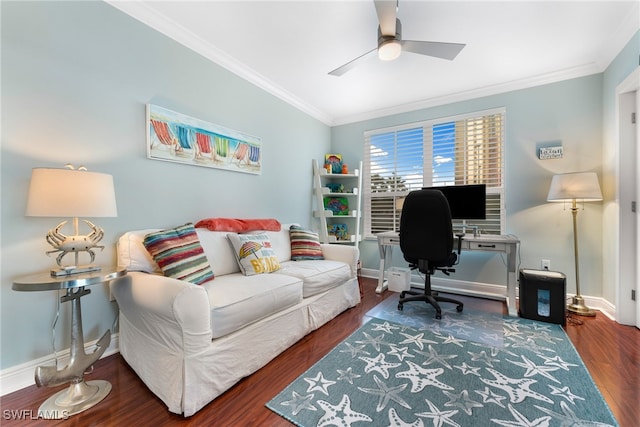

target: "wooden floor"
[2,277,638,426]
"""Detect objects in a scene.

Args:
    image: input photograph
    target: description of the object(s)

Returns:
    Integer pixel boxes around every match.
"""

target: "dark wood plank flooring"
[1,277,638,426]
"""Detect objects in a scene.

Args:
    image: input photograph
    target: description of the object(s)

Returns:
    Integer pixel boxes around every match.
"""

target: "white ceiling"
[108,1,639,126]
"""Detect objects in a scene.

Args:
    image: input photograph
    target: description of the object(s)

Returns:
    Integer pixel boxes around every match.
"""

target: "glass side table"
[12,266,126,419]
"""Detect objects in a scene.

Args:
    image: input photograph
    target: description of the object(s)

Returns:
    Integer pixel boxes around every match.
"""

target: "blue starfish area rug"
[266,316,618,426]
[365,294,505,348]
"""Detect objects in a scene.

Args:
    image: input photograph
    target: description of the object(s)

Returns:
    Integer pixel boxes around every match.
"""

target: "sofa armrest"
[320,244,360,278]
[110,272,212,355]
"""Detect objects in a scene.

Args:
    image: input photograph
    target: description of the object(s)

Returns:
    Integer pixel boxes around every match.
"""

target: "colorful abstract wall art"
[146,104,262,175]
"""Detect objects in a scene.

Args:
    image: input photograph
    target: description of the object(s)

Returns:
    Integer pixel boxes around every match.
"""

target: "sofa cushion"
[227,233,281,275]
[143,223,215,285]
[118,229,162,274]
[202,272,303,338]
[277,260,351,298]
[196,229,241,276]
[289,225,324,261]
[195,218,281,232]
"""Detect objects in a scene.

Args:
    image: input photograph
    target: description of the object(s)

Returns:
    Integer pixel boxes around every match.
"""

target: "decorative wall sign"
[146,104,261,175]
[538,145,563,160]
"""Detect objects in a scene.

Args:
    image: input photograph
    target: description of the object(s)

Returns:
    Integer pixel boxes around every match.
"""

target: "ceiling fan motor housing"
[378,18,402,46]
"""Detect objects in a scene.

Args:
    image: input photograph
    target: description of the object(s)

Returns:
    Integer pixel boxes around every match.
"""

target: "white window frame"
[363,108,506,239]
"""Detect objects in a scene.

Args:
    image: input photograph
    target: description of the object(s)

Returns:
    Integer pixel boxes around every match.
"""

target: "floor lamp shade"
[546,172,602,317]
[26,168,117,218]
[546,172,603,202]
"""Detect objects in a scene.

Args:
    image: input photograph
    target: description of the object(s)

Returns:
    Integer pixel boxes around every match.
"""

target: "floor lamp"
[547,172,602,316]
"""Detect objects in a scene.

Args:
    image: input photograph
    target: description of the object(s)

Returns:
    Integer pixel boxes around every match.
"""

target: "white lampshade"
[547,172,603,202]
[26,168,118,218]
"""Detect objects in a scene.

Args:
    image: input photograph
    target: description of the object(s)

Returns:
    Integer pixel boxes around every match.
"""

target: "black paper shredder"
[518,269,566,325]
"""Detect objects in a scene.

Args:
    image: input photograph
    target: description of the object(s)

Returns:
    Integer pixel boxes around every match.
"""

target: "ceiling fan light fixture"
[378,39,401,61]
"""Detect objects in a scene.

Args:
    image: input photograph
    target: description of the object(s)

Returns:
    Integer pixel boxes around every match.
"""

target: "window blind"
[364,108,505,237]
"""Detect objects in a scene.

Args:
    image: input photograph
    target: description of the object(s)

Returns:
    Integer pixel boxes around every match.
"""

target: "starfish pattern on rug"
[396,360,454,392]
[387,344,415,362]
[335,367,360,384]
[442,389,484,415]
[475,386,508,408]
[386,408,425,427]
[547,384,585,404]
[507,354,561,383]
[399,331,438,350]
[438,334,466,347]
[454,361,482,377]
[414,344,458,369]
[356,374,411,412]
[356,332,390,352]
[280,391,317,416]
[316,394,371,426]
[491,403,551,427]
[414,398,460,427]
[339,342,369,358]
[481,368,553,404]
[358,352,401,379]
[304,371,336,396]
[534,401,614,426]
[267,315,617,427]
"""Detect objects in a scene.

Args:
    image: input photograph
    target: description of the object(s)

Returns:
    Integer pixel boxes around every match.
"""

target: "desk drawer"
[468,241,507,252]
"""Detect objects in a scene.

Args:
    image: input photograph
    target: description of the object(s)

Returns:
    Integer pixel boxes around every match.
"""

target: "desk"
[376,231,520,316]
[13,267,126,419]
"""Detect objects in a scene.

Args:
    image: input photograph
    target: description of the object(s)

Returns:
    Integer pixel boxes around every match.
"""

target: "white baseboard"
[0,333,120,397]
[361,268,617,319]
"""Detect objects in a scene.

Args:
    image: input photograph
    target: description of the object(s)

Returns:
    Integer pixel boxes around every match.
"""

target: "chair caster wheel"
[398,303,403,311]
[435,313,442,320]
[456,305,463,312]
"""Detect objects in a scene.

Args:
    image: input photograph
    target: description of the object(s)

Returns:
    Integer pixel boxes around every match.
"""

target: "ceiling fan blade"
[328,48,377,76]
[374,0,397,36]
[401,40,466,60]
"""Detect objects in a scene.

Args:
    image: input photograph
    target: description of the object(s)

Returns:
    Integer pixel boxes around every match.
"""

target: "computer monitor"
[422,184,486,220]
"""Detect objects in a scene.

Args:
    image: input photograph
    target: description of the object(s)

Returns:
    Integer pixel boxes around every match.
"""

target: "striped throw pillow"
[143,223,214,285]
[289,225,324,261]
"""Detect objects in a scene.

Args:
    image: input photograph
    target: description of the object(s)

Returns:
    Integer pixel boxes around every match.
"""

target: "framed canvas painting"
[146,104,261,175]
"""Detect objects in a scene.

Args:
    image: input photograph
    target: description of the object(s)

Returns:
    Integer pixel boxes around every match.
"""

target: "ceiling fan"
[329,0,465,76]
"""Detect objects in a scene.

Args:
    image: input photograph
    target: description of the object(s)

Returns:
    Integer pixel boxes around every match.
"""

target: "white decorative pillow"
[227,233,281,276]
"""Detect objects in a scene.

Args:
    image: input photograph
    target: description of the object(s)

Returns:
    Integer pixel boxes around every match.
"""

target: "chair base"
[398,289,464,320]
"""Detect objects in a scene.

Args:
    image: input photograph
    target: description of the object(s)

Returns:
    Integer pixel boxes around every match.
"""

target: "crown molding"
[106,1,637,128]
[332,63,602,126]
[105,1,333,126]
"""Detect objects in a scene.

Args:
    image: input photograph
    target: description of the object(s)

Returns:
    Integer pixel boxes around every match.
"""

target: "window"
[363,108,505,237]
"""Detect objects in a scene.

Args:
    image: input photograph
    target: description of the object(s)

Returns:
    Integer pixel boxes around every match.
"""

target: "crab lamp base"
[51,265,102,277]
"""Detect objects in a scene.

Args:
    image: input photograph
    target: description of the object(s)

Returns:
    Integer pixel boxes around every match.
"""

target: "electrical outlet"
[541,259,551,270]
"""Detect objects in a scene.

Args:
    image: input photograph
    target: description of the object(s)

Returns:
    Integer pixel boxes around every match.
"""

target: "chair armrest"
[320,244,360,278]
[110,272,212,354]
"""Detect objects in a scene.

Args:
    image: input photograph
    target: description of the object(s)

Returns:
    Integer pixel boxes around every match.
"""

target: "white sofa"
[110,223,361,416]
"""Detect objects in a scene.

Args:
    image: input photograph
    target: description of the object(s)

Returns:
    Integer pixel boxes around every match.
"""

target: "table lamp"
[547,172,602,316]
[25,165,118,276]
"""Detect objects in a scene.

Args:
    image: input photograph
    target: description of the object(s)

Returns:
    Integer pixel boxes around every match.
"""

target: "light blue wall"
[333,75,605,297]
[1,1,330,369]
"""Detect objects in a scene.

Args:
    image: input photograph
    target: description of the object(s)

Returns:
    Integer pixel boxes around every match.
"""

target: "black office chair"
[397,189,464,319]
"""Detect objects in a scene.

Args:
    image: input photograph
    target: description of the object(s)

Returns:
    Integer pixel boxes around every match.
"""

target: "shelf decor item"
[324,197,349,216]
[325,183,345,193]
[328,224,348,240]
[324,153,343,174]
